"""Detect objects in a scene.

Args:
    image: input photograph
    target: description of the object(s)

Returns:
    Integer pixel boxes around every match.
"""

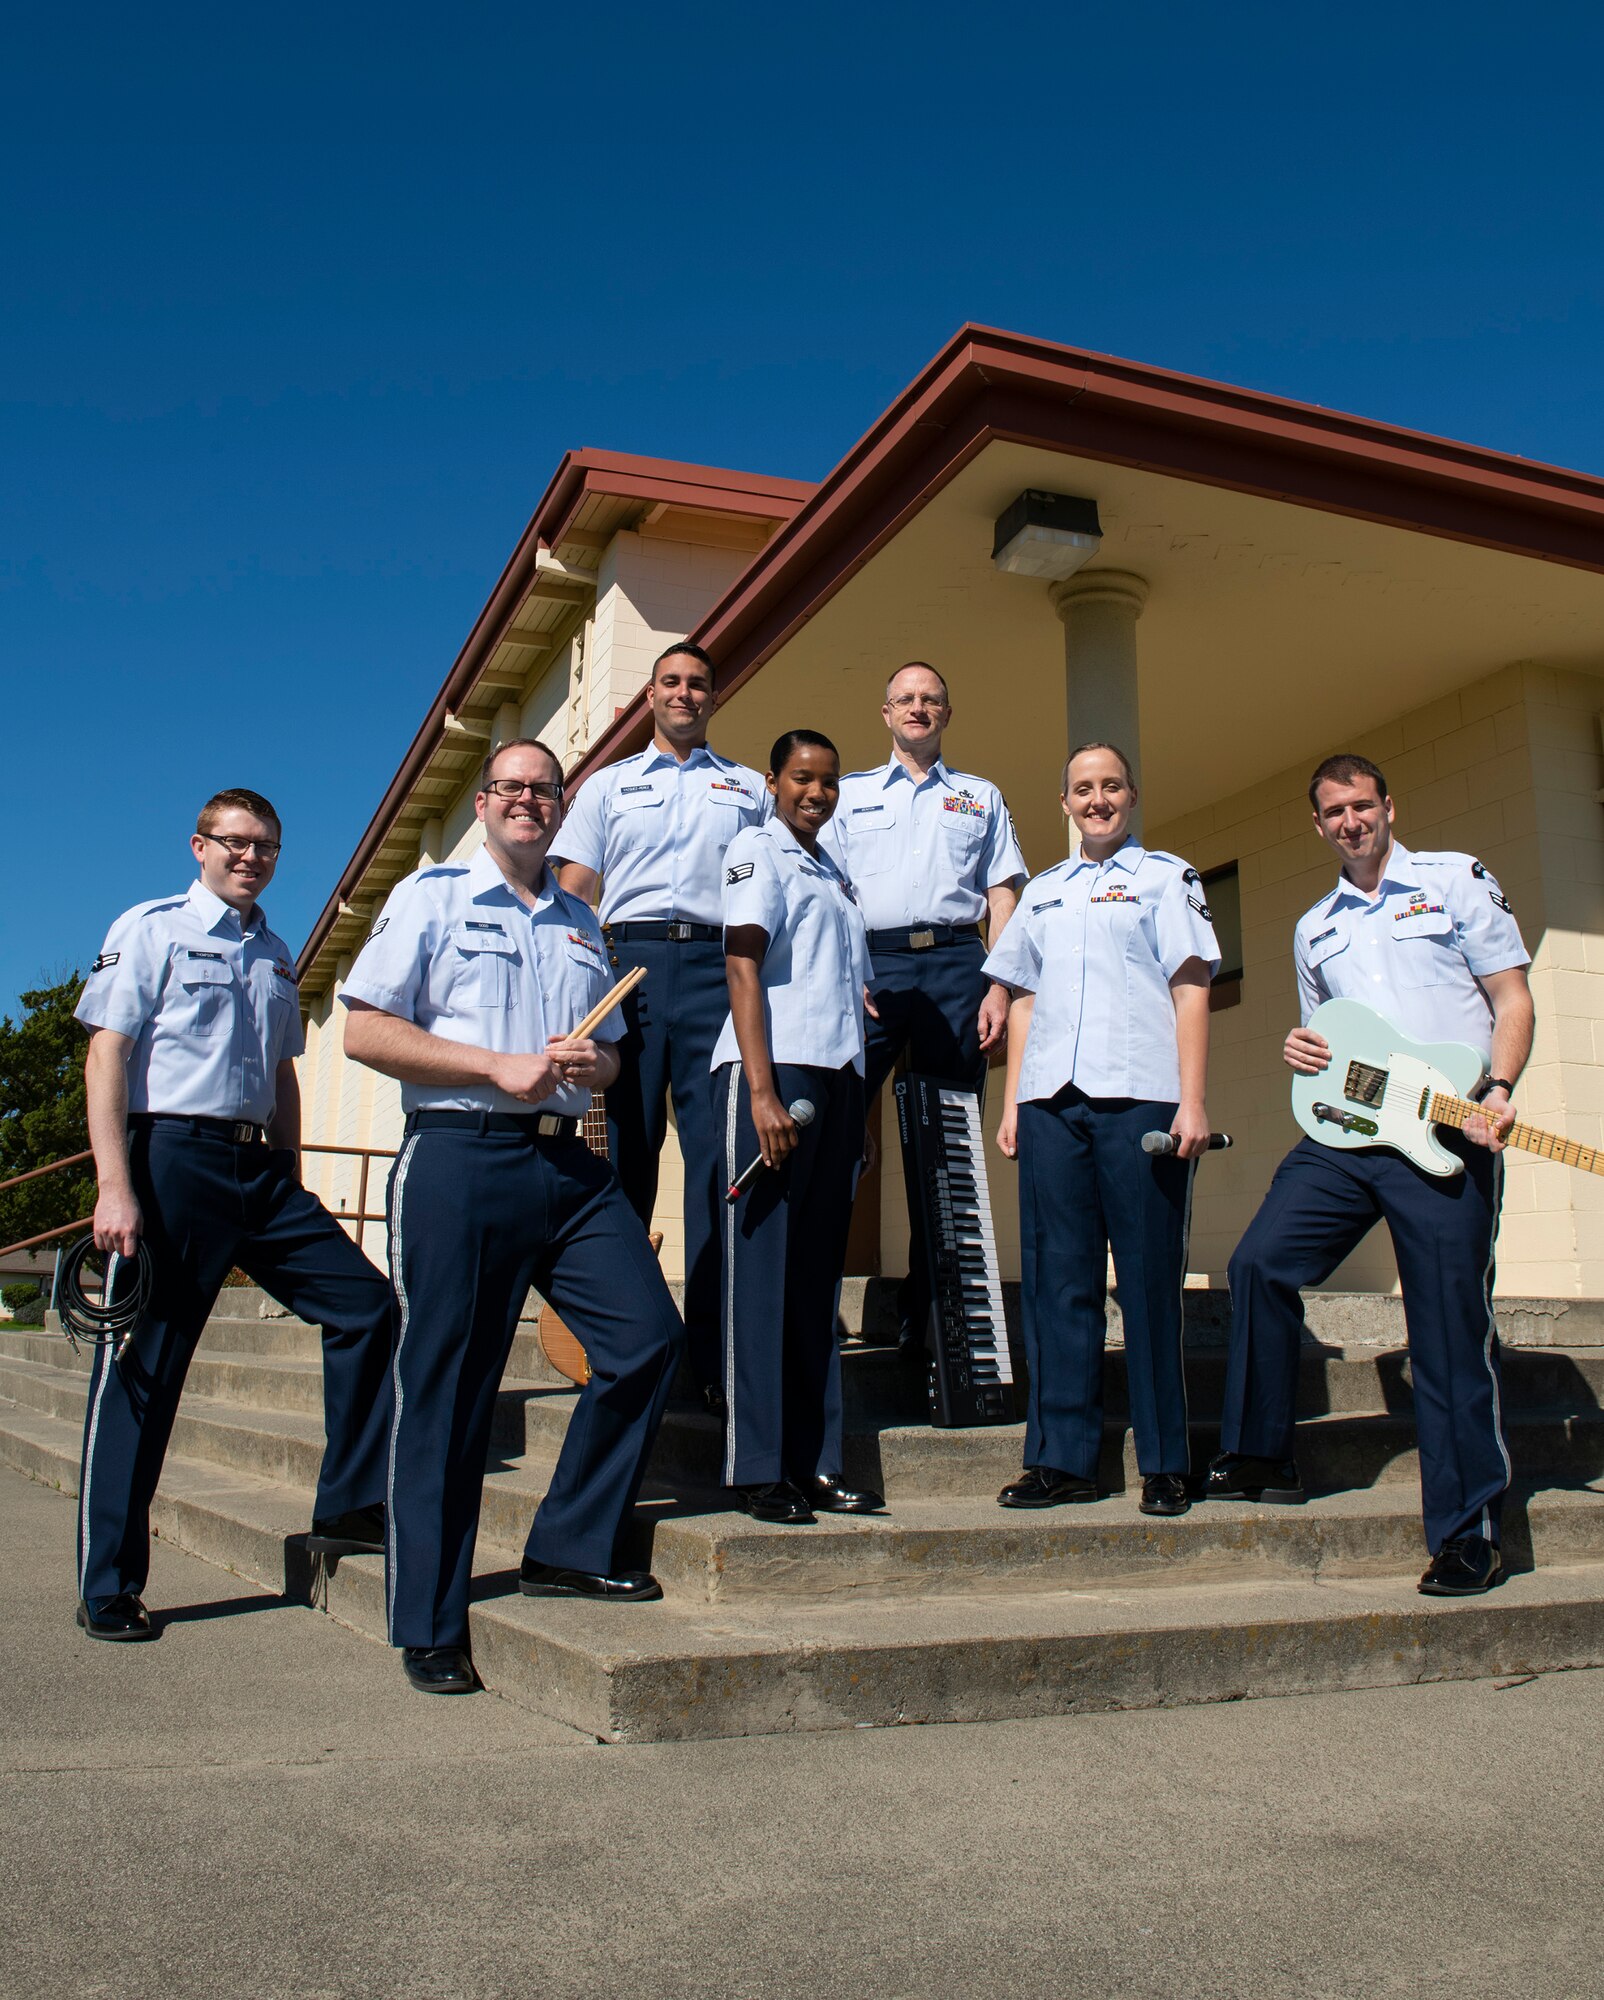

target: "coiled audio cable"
[57,1234,154,1358]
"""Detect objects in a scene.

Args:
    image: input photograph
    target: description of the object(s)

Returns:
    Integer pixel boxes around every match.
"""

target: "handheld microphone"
[1141,1130,1233,1157]
[726,1099,816,1201]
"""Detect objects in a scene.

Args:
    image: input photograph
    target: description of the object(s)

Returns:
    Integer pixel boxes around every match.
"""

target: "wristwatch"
[1474,1076,1515,1101]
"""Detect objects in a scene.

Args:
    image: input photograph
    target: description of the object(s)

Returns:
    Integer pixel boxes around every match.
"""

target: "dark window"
[1202,861,1242,1012]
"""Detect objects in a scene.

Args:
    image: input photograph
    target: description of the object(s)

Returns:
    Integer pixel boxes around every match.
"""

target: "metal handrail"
[0,1139,398,1262]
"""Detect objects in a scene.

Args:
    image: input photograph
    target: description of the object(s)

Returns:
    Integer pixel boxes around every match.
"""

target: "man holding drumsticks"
[343,738,684,1695]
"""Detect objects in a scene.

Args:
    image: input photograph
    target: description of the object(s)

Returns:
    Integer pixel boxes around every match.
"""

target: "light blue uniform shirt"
[551,742,769,926]
[339,846,623,1117]
[818,756,1027,932]
[983,840,1220,1103]
[711,823,871,1076]
[75,879,304,1125]
[1295,841,1529,1060]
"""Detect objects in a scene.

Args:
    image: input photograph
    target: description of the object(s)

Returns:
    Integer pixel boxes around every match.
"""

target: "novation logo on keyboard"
[1394,900,1445,921]
[1090,888,1141,905]
[943,791,986,818]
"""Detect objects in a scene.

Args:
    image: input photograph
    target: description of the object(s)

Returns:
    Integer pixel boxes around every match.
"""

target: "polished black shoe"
[806,1473,885,1514]
[519,1559,664,1601]
[401,1646,476,1694]
[1139,1473,1191,1517]
[703,1383,728,1422]
[307,1503,386,1556]
[76,1593,154,1642]
[733,1479,817,1524]
[997,1466,1099,1509]
[1205,1453,1306,1504]
[1418,1534,1503,1597]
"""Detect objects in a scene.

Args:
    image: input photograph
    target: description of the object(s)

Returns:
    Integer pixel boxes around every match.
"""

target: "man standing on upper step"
[819,661,1027,1351]
[343,737,684,1697]
[73,788,395,1644]
[1214,751,1533,1598]
[552,641,768,1411]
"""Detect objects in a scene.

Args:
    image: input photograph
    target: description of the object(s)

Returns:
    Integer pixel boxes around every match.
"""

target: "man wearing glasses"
[552,641,769,1412]
[342,739,683,1695]
[73,789,395,1642]
[820,663,1027,1350]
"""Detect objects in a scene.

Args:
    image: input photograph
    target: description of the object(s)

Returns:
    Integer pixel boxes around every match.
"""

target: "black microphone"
[1141,1130,1233,1156]
[726,1099,816,1201]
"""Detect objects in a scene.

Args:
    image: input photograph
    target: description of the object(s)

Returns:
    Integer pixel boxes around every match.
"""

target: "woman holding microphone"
[713,729,885,1525]
[986,743,1220,1517]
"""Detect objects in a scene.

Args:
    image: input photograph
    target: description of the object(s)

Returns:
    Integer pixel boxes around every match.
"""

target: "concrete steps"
[7,1308,1604,1742]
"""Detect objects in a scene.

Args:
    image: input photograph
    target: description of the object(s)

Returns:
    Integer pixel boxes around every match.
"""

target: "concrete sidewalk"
[4,1464,1603,2000]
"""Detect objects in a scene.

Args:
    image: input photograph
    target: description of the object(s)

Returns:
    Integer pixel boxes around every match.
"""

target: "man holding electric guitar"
[1213,753,1533,1597]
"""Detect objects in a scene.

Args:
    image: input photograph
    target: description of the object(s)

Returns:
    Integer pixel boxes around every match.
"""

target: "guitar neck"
[580,1095,610,1161]
[1428,1092,1604,1177]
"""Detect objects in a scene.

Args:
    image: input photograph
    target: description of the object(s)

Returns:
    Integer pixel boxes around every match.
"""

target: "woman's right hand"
[996,1105,1018,1160]
[751,1086,799,1170]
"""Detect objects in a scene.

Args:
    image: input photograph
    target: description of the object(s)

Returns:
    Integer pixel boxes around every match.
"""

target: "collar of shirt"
[466,843,560,914]
[1321,839,1421,914]
[639,741,731,776]
[1065,837,1145,878]
[768,820,844,878]
[879,754,952,793]
[185,877,263,939]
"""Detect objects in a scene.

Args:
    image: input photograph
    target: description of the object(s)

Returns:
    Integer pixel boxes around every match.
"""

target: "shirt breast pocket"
[176,958,235,1037]
[940,810,986,863]
[846,809,897,876]
[449,924,517,1008]
[1388,913,1460,988]
[611,789,665,846]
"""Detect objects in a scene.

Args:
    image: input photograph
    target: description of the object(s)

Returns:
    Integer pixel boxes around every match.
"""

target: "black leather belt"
[604,920,720,943]
[405,1110,580,1140]
[130,1113,265,1145]
[866,924,983,952]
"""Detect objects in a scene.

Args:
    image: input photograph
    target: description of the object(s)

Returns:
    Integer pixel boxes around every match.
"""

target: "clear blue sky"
[5,2,1602,1016]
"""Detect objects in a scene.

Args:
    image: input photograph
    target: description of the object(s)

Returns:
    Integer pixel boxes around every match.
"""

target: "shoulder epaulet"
[125,894,190,923]
[1145,849,1190,871]
[409,862,471,887]
[840,767,883,782]
[1408,849,1476,872]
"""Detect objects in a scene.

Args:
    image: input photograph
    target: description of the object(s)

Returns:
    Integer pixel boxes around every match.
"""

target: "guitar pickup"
[1313,1101,1379,1137]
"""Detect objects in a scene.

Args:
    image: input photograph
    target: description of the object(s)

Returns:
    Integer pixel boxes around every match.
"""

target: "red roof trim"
[564,323,1604,786]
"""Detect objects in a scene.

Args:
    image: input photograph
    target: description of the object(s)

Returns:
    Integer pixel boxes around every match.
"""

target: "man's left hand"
[977,982,1009,1054]
[546,1036,606,1086]
[1464,1086,1515,1153]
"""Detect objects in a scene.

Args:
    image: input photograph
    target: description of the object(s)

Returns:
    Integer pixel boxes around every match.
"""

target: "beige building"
[296,327,1604,1299]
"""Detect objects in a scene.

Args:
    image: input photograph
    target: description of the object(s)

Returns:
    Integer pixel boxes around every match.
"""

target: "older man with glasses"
[820,663,1027,1353]
[342,738,684,1695]
[72,788,395,1643]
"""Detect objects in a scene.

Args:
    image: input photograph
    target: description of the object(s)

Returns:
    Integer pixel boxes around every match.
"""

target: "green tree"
[0,971,94,1250]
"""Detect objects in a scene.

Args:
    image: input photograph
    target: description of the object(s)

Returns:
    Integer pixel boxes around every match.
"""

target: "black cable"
[57,1235,153,1357]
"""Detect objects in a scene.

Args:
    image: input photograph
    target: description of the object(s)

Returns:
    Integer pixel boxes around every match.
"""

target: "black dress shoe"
[1139,1473,1191,1517]
[76,1593,154,1642]
[806,1473,885,1514]
[1419,1534,1503,1596]
[307,1503,386,1556]
[401,1646,476,1694]
[519,1559,664,1601]
[732,1480,817,1524]
[997,1466,1099,1509]
[1205,1453,1306,1504]
[703,1384,728,1422]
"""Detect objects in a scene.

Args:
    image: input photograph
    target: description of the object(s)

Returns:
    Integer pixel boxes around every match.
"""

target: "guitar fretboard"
[1428,1092,1604,1177]
[581,1096,609,1161]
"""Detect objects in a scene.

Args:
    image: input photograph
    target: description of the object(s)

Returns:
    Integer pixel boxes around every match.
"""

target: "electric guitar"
[1292,998,1598,1181]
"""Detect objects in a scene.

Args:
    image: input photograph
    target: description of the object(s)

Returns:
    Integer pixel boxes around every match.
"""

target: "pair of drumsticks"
[549,964,646,1077]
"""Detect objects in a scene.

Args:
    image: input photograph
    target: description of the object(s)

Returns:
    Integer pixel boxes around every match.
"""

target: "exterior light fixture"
[991,491,1103,580]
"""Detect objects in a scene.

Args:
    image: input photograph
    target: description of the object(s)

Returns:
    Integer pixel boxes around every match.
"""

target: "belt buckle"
[231,1122,257,1144]
[536,1114,564,1137]
[666,920,693,942]
[908,928,937,951]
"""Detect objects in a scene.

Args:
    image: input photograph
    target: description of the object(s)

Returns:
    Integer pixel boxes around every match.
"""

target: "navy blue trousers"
[603,935,728,1389]
[1224,1135,1510,1552]
[1017,1088,1194,1480]
[863,934,988,1106]
[77,1122,394,1604]
[384,1124,683,1649]
[714,1062,863,1487]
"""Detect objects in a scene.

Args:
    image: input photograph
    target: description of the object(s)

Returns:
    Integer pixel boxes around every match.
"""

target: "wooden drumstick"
[554,963,646,1046]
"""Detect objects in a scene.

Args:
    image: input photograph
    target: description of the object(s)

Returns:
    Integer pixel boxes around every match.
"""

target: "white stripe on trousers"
[721,1063,742,1488]
[383,1133,420,1639]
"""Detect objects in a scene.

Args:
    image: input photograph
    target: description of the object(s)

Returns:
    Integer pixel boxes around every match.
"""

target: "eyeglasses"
[885,694,948,712]
[201,833,282,860]
[484,779,564,804]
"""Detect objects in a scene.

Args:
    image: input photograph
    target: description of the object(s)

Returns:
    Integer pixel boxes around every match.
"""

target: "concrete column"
[492,701,523,749]
[419,818,443,865]
[1050,569,1149,842]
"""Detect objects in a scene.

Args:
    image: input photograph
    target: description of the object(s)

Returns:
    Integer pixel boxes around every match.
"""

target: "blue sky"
[4,1,1602,1015]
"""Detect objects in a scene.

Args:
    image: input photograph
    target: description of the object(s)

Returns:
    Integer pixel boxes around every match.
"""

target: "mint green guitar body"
[1289,998,1486,1179]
